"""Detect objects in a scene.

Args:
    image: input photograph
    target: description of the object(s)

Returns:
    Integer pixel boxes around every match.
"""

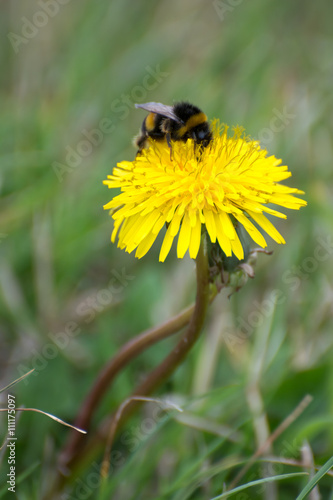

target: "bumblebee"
[134,101,212,155]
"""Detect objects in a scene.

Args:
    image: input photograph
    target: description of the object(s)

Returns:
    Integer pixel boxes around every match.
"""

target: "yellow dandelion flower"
[103,122,306,262]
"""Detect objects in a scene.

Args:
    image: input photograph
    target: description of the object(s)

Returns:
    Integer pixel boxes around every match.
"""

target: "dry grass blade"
[0,369,35,394]
[228,394,313,490]
[0,408,86,435]
[100,396,183,480]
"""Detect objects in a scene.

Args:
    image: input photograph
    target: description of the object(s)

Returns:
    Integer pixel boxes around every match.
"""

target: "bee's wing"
[135,102,183,123]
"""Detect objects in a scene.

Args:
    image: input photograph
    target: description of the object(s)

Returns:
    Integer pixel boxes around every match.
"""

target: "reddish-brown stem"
[59,303,195,471]
[61,236,210,483]
[53,237,210,494]
[100,237,210,478]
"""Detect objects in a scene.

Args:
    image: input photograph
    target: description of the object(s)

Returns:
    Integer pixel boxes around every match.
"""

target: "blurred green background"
[0,0,333,498]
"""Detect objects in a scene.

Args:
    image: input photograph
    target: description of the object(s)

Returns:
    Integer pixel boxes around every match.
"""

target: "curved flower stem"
[59,305,194,471]
[130,235,210,404]
[99,237,210,478]
[56,236,210,490]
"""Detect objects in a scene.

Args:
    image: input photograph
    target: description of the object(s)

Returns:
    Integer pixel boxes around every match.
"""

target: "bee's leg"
[166,133,173,161]
[191,132,204,159]
[192,131,197,155]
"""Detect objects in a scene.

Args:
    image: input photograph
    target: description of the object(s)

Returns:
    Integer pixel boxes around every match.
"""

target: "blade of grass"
[0,408,86,434]
[295,455,333,500]
[0,369,35,394]
[210,472,308,499]
[228,394,313,489]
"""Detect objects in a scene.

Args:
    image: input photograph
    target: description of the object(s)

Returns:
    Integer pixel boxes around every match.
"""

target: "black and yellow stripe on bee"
[135,110,166,151]
[176,111,208,139]
[145,112,156,132]
[134,101,212,155]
